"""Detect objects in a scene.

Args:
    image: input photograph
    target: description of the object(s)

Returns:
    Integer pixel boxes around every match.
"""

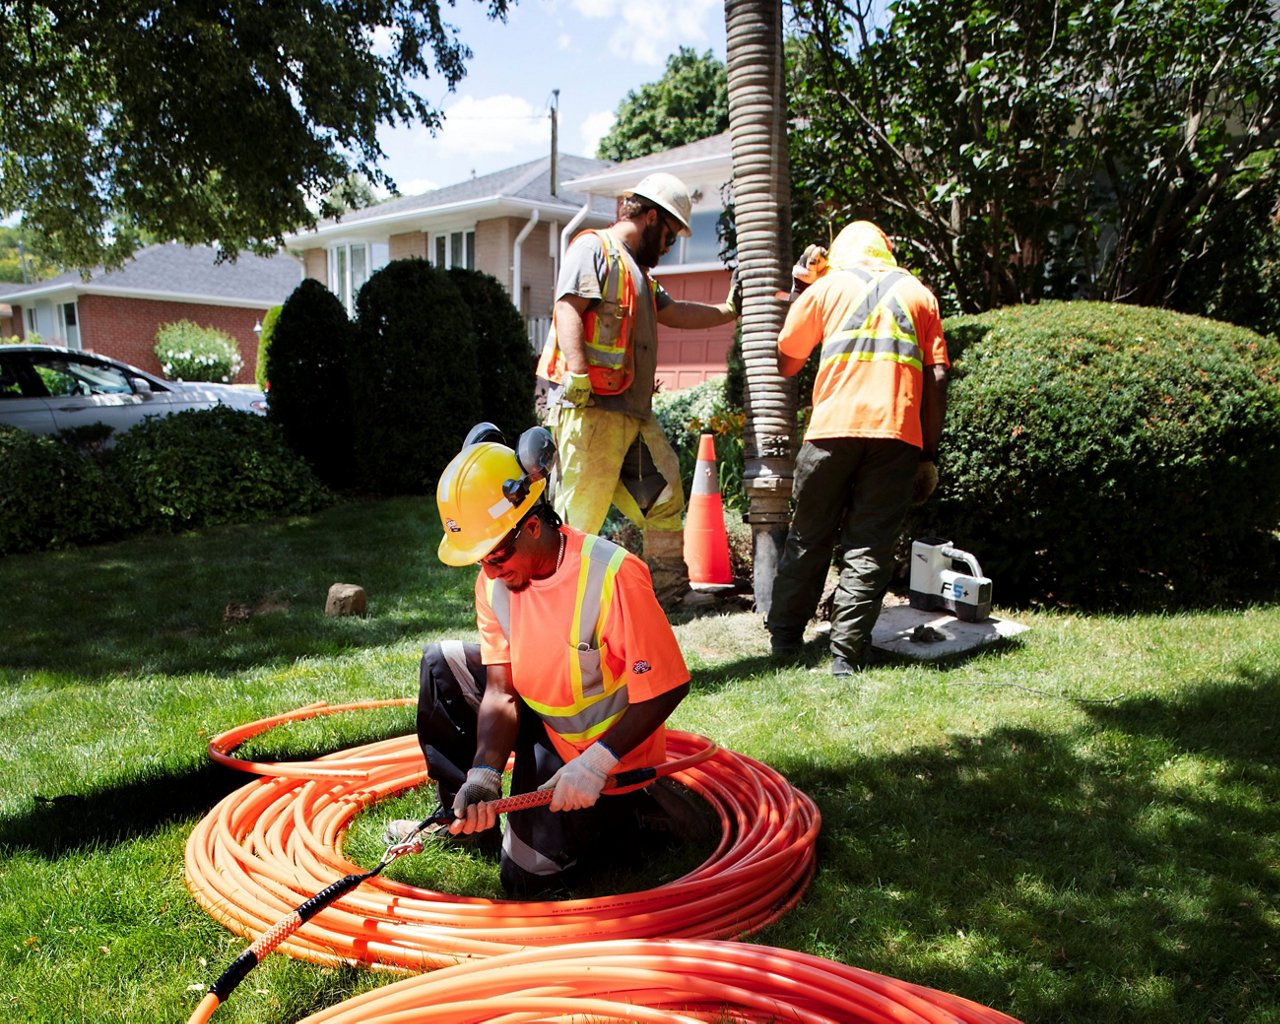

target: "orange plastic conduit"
[185,707,820,973]
[296,940,1023,1024]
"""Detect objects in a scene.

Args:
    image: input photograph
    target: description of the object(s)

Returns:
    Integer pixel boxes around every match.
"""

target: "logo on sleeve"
[632,660,651,674]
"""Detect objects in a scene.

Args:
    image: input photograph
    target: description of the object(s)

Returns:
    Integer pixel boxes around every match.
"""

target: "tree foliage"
[596,47,729,161]
[0,225,57,283]
[787,0,1280,319]
[0,0,510,271]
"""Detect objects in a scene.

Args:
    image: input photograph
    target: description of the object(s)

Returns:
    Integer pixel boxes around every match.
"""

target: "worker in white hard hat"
[386,422,705,896]
[535,172,741,613]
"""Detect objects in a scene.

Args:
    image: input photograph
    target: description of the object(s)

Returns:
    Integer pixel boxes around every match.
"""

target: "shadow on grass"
[0,724,414,857]
[757,668,1280,1024]
[0,497,479,680]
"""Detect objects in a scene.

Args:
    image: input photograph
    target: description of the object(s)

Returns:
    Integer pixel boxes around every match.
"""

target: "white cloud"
[435,94,550,156]
[578,110,616,158]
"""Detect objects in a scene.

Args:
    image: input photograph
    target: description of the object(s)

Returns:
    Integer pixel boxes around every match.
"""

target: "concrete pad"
[871,603,1028,662]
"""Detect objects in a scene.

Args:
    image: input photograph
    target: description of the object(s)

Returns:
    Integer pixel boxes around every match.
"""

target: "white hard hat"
[624,172,693,236]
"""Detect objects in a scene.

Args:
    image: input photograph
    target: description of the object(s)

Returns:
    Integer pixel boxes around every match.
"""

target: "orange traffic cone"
[684,433,734,589]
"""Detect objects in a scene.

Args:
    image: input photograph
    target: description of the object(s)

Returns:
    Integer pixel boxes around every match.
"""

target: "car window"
[0,355,26,397]
[30,356,134,397]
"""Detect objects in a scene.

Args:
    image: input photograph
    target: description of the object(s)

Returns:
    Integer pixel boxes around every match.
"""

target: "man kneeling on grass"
[385,423,705,896]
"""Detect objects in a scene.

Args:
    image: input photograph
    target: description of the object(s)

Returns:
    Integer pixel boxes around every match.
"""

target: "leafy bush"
[254,304,282,390]
[350,259,482,494]
[265,280,359,489]
[112,407,330,531]
[154,320,243,382]
[653,376,746,511]
[912,301,1280,609]
[447,268,536,441]
[0,426,135,554]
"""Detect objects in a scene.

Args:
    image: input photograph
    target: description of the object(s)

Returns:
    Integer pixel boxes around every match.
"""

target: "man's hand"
[792,244,829,286]
[912,460,938,505]
[562,371,593,409]
[450,765,502,834]
[724,268,742,317]
[538,741,619,811]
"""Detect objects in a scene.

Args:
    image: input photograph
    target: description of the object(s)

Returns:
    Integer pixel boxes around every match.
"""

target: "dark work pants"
[416,641,648,895]
[766,438,919,662]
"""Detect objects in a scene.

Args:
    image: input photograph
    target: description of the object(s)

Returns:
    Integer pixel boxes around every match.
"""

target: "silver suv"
[0,344,266,438]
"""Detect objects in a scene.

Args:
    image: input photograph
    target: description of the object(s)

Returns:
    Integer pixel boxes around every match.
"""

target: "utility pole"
[550,89,560,196]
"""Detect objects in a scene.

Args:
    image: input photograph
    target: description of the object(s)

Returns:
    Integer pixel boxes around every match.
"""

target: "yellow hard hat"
[436,441,547,566]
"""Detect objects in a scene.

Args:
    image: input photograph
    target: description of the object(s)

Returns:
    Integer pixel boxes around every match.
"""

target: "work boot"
[383,816,453,845]
[636,779,716,845]
[642,528,694,612]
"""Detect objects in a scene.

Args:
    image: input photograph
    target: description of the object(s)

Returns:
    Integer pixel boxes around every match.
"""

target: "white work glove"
[538,741,619,812]
[562,371,593,409]
[791,244,829,288]
[912,460,938,505]
[451,765,502,834]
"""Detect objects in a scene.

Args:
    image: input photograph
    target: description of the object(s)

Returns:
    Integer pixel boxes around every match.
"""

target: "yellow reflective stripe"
[820,271,922,369]
[585,232,632,358]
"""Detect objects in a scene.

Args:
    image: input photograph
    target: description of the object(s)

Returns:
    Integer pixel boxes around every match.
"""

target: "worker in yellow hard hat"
[535,172,741,612]
[387,422,705,895]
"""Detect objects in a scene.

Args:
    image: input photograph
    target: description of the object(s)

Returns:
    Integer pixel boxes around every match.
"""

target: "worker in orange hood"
[767,221,950,675]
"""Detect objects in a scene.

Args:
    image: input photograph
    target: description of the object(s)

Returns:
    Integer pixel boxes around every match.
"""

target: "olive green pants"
[767,438,918,662]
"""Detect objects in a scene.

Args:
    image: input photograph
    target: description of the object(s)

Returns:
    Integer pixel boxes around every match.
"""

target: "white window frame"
[328,241,390,315]
[432,229,476,271]
[59,301,81,350]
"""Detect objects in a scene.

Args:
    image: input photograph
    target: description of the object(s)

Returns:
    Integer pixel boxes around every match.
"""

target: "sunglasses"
[482,517,528,566]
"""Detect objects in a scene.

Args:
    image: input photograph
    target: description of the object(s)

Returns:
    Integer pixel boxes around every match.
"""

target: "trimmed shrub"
[154,320,243,382]
[265,280,359,489]
[254,304,283,391]
[447,267,536,441]
[0,426,134,555]
[653,377,746,512]
[112,407,330,531]
[350,259,482,494]
[912,301,1280,609]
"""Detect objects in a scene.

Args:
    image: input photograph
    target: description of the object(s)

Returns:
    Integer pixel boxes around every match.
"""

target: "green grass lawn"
[1,496,1277,1023]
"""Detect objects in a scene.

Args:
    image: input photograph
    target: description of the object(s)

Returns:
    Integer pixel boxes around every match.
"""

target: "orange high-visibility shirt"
[475,527,689,771]
[778,262,949,446]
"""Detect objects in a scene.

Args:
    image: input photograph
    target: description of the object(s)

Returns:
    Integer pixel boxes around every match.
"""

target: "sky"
[372,0,728,196]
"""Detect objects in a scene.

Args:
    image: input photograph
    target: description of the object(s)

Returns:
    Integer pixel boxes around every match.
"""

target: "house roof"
[562,133,733,195]
[290,153,617,244]
[4,244,302,308]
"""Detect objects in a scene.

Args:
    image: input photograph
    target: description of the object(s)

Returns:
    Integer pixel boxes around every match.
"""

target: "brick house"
[2,244,302,383]
[289,134,738,391]
[285,153,617,352]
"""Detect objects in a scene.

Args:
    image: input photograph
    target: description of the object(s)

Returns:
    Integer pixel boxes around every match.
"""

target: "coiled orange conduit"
[186,702,1021,1024]
[298,939,1023,1024]
[186,703,819,970]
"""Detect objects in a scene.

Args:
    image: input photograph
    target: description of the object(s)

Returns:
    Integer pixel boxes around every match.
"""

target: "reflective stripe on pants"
[415,641,646,894]
[547,404,685,535]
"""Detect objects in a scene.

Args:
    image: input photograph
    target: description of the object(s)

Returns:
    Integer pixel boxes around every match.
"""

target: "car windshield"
[30,356,135,397]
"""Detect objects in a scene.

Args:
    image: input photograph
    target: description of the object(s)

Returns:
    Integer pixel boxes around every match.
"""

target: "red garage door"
[654,269,736,393]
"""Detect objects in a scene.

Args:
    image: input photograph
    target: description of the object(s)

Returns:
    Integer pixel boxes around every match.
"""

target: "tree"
[0,0,510,272]
[725,0,795,613]
[787,0,1280,315]
[0,226,56,284]
[596,47,729,161]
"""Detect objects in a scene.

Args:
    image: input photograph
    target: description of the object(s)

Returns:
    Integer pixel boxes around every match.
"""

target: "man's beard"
[635,220,664,268]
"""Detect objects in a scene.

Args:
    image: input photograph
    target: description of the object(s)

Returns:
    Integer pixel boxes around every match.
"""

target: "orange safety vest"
[483,534,632,748]
[536,230,657,396]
